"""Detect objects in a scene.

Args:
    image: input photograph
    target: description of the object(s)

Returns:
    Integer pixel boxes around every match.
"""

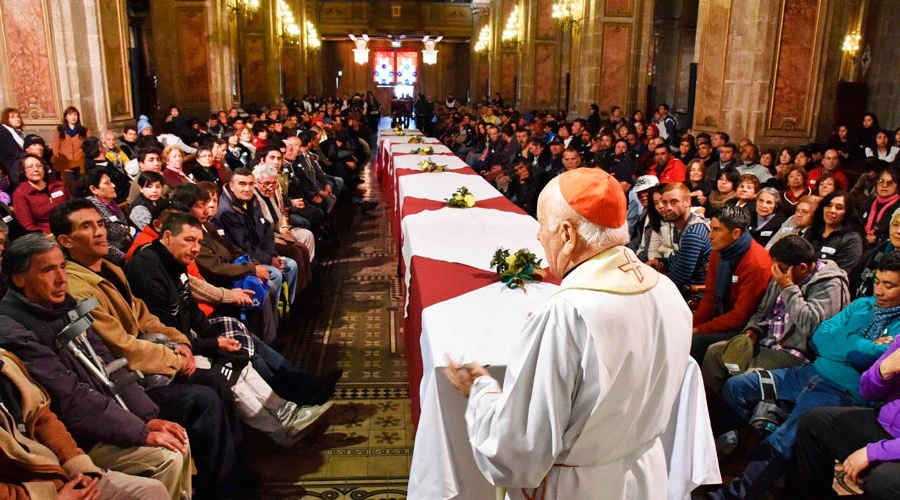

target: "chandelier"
[551,0,578,27]
[474,25,490,53]
[501,5,520,44]
[349,34,370,64]
[306,21,321,50]
[278,0,301,43]
[231,0,259,17]
[842,31,861,56]
[422,36,443,65]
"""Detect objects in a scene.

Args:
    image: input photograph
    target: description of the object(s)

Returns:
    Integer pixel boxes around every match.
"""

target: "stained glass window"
[396,51,418,85]
[373,51,394,85]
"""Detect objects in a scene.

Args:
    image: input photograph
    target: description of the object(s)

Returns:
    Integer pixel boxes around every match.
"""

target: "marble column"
[517,0,563,111]
[570,0,655,118]
[693,0,846,146]
[0,0,133,137]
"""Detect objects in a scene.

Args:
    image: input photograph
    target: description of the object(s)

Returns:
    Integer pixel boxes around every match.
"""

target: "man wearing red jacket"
[653,143,686,183]
[691,204,772,362]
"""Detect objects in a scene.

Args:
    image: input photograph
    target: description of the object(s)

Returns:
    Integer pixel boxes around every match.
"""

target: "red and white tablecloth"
[375,129,720,500]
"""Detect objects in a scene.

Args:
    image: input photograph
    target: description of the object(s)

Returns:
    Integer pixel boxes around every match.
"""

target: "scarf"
[64,123,79,138]
[865,194,900,235]
[1,124,23,148]
[715,231,753,315]
[859,303,900,341]
[708,190,736,209]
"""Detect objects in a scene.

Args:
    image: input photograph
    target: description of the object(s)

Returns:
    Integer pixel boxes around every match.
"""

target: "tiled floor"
[249,157,413,499]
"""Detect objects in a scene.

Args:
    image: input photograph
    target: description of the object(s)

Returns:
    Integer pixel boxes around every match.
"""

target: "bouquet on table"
[445,186,476,208]
[490,248,547,290]
[392,126,405,136]
[419,159,450,173]
[408,136,425,144]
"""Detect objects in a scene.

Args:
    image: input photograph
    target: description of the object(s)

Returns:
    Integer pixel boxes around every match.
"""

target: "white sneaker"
[269,401,334,447]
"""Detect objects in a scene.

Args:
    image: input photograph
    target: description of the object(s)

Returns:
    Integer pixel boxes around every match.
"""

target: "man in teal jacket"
[707,252,900,499]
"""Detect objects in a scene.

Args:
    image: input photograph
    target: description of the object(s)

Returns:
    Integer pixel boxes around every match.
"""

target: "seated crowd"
[431,101,900,498]
[0,98,385,499]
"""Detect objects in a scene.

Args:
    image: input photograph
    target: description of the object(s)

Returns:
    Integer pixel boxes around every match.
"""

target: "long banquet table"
[378,128,722,500]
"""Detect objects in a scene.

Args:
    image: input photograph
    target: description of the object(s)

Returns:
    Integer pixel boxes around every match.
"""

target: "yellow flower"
[464,194,476,207]
[505,255,517,268]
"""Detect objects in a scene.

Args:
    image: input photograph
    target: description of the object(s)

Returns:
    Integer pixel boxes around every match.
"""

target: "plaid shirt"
[759,261,825,362]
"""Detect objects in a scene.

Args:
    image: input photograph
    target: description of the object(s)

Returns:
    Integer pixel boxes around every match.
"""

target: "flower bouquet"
[408,136,425,144]
[392,126,405,136]
[490,248,547,290]
[446,186,476,208]
[419,159,450,173]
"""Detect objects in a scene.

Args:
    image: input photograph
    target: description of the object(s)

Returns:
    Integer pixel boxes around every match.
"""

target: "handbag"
[231,254,268,311]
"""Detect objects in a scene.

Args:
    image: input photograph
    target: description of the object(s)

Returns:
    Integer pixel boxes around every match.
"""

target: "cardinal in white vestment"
[445,168,692,500]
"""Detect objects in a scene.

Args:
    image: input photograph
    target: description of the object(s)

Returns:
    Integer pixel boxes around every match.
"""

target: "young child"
[129,170,164,230]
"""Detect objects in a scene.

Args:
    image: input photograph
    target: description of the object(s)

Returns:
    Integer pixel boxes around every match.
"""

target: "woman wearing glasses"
[863,167,900,246]
[11,155,70,233]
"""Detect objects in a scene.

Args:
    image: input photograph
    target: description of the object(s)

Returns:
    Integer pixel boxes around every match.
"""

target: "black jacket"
[0,289,157,450]
[124,240,219,357]
[215,185,278,264]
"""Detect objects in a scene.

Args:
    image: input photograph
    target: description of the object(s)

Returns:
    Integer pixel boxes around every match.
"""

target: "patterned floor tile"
[249,161,412,498]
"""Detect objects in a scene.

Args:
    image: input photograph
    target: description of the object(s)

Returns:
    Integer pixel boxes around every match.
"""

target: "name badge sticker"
[821,246,836,255]
[109,215,119,222]
[217,228,226,236]
[761,230,772,237]
[50,190,64,199]
[731,275,739,283]
[2,215,12,223]
[180,273,189,284]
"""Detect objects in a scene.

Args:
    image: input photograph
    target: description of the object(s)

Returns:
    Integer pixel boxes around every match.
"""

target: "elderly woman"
[11,155,70,233]
[782,164,812,215]
[767,195,820,250]
[853,207,900,298]
[161,145,194,190]
[444,168,690,500]
[75,168,134,266]
[750,187,786,247]
[863,167,900,245]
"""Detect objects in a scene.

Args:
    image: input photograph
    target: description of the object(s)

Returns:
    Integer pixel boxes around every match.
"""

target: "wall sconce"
[306,21,321,50]
[501,5,520,45]
[474,24,491,53]
[422,36,442,65]
[349,34,370,64]
[842,31,861,57]
[230,0,260,18]
[551,0,580,30]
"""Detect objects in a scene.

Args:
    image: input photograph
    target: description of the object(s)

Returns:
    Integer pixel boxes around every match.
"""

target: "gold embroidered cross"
[618,250,644,282]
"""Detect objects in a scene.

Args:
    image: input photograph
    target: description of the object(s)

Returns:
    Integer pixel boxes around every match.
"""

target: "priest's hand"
[444,355,489,397]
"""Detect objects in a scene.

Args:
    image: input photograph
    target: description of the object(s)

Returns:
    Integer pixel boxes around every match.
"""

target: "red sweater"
[806,166,849,192]
[659,157,687,183]
[693,239,772,334]
[11,180,71,233]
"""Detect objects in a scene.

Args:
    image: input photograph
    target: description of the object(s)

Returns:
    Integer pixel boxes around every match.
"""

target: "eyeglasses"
[878,179,896,186]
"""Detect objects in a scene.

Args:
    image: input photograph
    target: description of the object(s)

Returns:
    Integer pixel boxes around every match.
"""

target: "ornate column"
[693,0,846,146]
[571,0,655,117]
[0,0,133,135]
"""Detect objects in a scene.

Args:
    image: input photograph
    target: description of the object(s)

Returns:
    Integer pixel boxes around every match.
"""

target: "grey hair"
[2,233,60,287]
[541,177,630,250]
[252,164,279,180]
[758,187,781,210]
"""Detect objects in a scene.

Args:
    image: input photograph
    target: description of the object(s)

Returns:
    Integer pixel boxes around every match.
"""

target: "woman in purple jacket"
[792,337,900,498]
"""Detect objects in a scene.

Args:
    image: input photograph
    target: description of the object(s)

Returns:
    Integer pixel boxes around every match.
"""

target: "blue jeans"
[249,332,292,380]
[722,364,859,458]
[265,257,298,305]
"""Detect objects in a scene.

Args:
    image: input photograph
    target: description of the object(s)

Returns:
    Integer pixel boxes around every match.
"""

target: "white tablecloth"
[387,142,450,156]
[393,154,469,171]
